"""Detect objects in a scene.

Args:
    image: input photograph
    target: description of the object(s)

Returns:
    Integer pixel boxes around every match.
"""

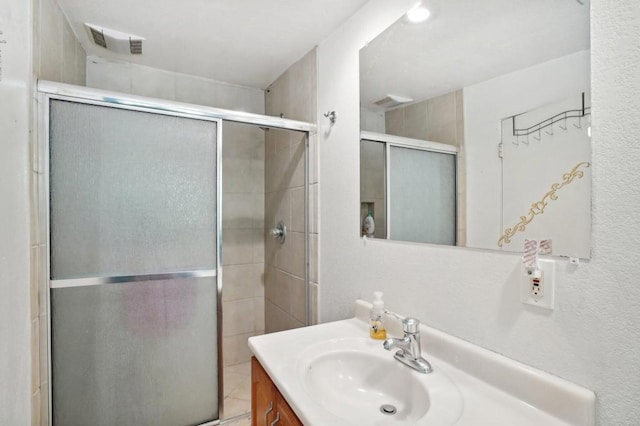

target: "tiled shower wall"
[31,0,87,423]
[86,58,267,368]
[264,48,319,332]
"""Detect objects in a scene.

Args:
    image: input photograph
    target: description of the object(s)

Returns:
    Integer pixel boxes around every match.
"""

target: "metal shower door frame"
[37,81,316,426]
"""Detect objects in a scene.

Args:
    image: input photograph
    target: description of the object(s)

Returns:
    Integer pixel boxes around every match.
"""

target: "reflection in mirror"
[360,139,387,239]
[360,133,457,244]
[359,0,591,258]
[499,94,591,258]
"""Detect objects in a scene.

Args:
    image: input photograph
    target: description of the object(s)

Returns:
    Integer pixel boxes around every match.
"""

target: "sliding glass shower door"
[47,99,220,426]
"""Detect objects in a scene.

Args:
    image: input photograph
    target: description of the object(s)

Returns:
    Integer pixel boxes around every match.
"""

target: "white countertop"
[249,300,595,425]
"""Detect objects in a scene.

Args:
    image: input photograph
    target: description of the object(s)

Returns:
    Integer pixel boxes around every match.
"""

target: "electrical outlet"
[521,259,555,309]
[531,274,543,300]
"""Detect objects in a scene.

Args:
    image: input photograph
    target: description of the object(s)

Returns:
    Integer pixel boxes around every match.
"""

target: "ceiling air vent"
[85,23,144,55]
[88,27,107,49]
[373,94,413,109]
[129,39,143,55]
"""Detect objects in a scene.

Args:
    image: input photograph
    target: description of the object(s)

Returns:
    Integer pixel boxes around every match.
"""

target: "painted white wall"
[317,0,640,424]
[464,51,590,251]
[0,0,32,424]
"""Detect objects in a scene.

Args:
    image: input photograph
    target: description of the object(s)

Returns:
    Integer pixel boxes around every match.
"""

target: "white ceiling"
[360,0,590,110]
[57,0,369,89]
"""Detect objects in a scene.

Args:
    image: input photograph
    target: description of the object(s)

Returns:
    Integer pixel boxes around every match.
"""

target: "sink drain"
[380,404,397,415]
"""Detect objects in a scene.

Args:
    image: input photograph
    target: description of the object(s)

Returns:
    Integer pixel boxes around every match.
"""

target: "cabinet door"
[275,391,303,426]
[252,357,275,426]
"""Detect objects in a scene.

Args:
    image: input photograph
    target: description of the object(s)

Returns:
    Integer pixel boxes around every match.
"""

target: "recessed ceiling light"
[407,6,431,23]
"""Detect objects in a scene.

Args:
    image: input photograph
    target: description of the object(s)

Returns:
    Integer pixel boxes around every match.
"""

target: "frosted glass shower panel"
[51,277,218,426]
[389,147,456,245]
[49,100,217,279]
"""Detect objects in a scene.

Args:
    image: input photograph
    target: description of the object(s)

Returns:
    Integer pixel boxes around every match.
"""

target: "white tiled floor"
[223,361,252,425]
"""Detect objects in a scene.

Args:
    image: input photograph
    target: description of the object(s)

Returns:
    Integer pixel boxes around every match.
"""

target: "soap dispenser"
[363,211,375,237]
[370,291,387,340]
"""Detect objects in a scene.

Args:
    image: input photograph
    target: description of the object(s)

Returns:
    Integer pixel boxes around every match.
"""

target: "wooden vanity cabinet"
[251,357,302,426]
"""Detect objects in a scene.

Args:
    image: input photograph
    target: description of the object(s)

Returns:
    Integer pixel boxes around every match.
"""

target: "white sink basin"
[249,302,595,425]
[297,338,463,425]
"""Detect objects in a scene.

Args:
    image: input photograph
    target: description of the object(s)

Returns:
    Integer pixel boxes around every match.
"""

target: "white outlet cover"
[521,259,556,309]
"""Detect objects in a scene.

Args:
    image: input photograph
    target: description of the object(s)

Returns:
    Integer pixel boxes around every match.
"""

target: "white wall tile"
[252,229,265,264]
[264,48,317,332]
[275,231,305,278]
[61,21,76,84]
[289,132,305,188]
[222,193,255,229]
[39,0,63,81]
[222,229,254,265]
[289,275,306,324]
[264,300,290,334]
[75,43,87,85]
[264,267,288,312]
[403,100,428,140]
[86,58,132,93]
[289,187,305,233]
[130,66,176,100]
[174,74,218,106]
[223,159,255,195]
[222,299,256,336]
[253,297,265,331]
[274,189,291,230]
[223,332,259,366]
[227,263,263,300]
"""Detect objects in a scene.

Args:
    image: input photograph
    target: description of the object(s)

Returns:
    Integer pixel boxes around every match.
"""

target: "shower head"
[85,23,145,55]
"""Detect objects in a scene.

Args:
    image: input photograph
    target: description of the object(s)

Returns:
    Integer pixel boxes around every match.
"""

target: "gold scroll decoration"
[497,161,590,247]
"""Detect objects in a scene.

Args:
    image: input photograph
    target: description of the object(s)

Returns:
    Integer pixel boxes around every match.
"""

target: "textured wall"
[1,1,33,425]
[317,0,640,424]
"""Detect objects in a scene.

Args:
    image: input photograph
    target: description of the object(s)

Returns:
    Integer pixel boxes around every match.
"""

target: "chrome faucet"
[383,317,433,374]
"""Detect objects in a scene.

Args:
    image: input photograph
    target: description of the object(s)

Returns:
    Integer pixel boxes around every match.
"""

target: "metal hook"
[559,114,568,131]
[545,123,554,136]
[574,116,582,129]
[533,129,541,141]
[324,110,337,125]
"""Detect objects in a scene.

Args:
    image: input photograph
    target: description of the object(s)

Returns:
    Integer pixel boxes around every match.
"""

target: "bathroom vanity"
[249,301,595,425]
[251,357,302,426]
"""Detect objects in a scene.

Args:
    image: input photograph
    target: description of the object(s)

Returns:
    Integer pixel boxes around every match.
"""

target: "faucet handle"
[402,317,420,334]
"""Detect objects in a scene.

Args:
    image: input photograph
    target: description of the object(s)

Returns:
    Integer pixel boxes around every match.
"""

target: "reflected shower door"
[48,100,220,426]
[389,146,456,245]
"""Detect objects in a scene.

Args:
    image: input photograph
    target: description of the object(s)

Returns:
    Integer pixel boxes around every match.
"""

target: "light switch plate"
[521,259,556,309]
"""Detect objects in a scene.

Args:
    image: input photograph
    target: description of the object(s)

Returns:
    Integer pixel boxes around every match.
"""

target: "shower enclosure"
[37,82,314,425]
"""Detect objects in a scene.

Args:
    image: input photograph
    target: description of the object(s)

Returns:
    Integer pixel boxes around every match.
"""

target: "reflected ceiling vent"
[85,23,145,55]
[373,94,413,109]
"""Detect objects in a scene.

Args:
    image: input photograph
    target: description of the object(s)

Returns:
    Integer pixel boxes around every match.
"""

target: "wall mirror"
[359,0,591,258]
